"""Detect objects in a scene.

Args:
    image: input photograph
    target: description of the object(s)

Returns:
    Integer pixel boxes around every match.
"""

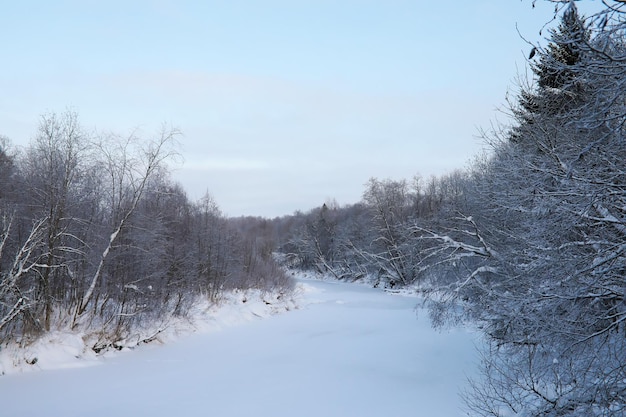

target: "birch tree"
[74,125,180,320]
[0,214,47,341]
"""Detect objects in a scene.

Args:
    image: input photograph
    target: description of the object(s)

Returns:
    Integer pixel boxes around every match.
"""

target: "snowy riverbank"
[0,288,300,375]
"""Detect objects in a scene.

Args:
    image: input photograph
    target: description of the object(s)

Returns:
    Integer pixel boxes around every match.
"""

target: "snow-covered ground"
[0,276,479,416]
[0,289,297,375]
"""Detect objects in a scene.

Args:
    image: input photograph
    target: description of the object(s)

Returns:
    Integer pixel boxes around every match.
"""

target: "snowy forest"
[272,3,626,416]
[0,114,292,352]
[2,1,626,416]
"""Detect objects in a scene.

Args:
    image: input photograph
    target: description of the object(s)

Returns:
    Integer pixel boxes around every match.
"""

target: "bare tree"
[19,110,90,331]
[0,214,48,340]
[360,178,417,287]
[75,125,180,320]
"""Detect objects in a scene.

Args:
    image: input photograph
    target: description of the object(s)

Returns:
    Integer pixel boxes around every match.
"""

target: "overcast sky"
[1,1,575,217]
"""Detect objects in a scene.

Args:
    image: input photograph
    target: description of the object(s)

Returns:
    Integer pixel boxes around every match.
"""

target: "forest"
[1,1,626,416]
[271,3,626,416]
[0,115,292,353]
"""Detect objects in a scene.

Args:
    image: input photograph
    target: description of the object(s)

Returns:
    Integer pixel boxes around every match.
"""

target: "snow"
[0,276,479,416]
[0,289,297,375]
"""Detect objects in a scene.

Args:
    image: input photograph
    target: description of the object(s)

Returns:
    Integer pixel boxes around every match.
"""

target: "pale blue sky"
[1,1,574,217]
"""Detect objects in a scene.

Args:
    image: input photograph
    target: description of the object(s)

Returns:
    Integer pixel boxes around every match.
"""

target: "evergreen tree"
[512,3,591,143]
[534,3,589,91]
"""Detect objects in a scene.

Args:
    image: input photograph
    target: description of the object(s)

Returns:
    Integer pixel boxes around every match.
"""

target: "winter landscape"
[0,276,479,417]
[2,1,626,417]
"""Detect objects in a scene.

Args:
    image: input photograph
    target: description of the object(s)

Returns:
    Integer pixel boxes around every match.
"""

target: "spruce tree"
[511,3,591,144]
[535,3,589,90]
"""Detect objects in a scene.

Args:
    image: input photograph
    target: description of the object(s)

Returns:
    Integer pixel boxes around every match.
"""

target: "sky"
[0,1,579,217]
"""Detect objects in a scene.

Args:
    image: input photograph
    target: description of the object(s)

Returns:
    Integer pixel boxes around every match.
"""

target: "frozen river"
[0,278,479,416]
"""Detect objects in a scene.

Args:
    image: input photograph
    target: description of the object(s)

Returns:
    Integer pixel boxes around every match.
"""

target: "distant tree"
[361,178,419,287]
[0,136,16,202]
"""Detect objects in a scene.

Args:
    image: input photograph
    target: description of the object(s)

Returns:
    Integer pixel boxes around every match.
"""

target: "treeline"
[275,4,626,416]
[275,174,464,288]
[0,112,292,351]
